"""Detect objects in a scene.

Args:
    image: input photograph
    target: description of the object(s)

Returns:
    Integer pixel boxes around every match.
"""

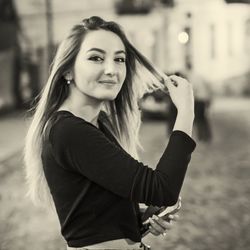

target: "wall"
[174,0,250,92]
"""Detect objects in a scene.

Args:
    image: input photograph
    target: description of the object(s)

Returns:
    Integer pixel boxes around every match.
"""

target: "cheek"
[119,66,127,84]
[74,63,99,85]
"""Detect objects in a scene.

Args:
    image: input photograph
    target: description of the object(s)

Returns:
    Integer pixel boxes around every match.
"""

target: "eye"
[115,57,126,63]
[88,55,104,62]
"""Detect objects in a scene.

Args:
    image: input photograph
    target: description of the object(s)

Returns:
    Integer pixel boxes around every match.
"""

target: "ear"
[64,71,73,81]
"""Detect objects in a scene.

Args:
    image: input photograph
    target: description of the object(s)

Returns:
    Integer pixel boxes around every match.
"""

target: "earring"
[64,72,73,85]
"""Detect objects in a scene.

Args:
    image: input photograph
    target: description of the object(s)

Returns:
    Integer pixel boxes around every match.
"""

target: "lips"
[98,80,117,84]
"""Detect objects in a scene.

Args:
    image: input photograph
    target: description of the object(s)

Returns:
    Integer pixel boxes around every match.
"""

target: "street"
[0,97,250,250]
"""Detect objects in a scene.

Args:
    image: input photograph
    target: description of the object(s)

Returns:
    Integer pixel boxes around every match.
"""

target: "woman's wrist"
[173,110,194,137]
[177,107,194,119]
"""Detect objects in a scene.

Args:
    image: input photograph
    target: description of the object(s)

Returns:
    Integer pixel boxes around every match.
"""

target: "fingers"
[163,75,177,89]
[169,75,190,87]
[164,74,189,93]
[162,75,172,85]
[146,196,182,237]
[148,215,174,236]
[148,218,164,236]
[168,214,179,222]
[164,74,194,112]
[161,75,172,94]
[169,76,179,87]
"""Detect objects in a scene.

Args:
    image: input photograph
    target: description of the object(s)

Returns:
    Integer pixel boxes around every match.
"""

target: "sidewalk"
[0,96,250,163]
[0,111,30,162]
[211,96,250,113]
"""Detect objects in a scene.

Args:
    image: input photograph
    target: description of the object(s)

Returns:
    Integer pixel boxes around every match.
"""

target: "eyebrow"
[87,48,126,55]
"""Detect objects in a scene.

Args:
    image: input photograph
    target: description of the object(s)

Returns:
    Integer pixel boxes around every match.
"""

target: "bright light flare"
[178,31,189,44]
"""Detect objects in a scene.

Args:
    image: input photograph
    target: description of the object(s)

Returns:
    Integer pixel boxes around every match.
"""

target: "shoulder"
[48,111,122,159]
[49,111,103,146]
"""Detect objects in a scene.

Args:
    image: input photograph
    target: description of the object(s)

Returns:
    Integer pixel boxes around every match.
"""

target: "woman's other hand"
[148,214,179,237]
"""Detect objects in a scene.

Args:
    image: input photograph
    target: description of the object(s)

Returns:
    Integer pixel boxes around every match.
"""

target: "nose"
[104,60,116,76]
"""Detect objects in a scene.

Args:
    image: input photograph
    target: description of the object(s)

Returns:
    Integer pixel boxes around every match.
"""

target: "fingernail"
[152,215,158,220]
[149,218,154,224]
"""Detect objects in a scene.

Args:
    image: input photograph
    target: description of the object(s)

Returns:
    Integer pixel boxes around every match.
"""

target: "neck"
[59,88,103,127]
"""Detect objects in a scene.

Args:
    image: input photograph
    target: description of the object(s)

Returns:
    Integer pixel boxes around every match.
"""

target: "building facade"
[2,0,249,112]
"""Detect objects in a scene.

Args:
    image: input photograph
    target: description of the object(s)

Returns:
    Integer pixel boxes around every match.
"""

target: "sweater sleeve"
[50,116,196,207]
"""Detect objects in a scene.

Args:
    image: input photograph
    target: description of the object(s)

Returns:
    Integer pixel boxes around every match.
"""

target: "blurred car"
[139,71,185,121]
[139,89,170,120]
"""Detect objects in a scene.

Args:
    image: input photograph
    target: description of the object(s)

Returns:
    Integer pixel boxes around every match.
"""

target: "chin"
[96,90,120,101]
[99,94,118,101]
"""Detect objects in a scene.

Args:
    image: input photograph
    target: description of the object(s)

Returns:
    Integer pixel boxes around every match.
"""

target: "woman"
[24,16,196,250]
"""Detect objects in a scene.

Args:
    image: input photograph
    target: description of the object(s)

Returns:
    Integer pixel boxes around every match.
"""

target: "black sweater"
[42,111,196,247]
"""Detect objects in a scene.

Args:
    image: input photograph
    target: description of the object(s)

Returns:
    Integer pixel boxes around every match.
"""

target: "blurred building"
[1,0,250,112]
[115,0,250,93]
[0,0,20,111]
[173,0,250,93]
[20,0,249,93]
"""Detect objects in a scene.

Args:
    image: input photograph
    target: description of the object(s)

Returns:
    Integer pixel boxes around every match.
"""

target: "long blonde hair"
[24,16,165,206]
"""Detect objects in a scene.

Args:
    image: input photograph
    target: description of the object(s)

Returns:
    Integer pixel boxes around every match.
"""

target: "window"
[227,22,233,56]
[115,0,153,15]
[245,19,250,53]
[210,24,216,59]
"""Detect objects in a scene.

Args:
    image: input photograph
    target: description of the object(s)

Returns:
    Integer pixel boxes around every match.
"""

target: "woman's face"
[72,29,127,101]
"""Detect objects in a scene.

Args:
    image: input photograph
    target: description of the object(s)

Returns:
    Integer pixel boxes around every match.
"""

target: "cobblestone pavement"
[0,97,250,250]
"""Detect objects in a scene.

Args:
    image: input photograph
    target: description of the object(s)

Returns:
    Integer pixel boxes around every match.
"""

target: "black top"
[42,111,196,247]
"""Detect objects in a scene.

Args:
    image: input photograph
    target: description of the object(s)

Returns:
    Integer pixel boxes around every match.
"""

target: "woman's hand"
[164,75,194,115]
[163,74,195,136]
[147,214,179,237]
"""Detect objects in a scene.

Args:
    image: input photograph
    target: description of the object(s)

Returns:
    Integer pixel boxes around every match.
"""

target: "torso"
[45,111,143,249]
